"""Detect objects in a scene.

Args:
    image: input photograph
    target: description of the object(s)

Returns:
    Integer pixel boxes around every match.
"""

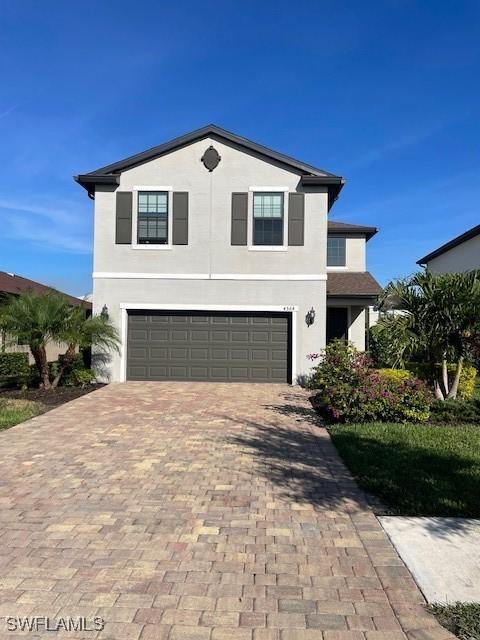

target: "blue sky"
[0,0,479,295]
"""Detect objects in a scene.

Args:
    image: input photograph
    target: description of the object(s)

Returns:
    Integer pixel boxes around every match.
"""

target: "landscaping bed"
[329,421,480,517]
[0,384,104,430]
[0,384,104,408]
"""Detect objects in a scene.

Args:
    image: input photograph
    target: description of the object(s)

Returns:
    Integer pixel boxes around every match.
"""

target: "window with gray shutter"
[253,192,284,246]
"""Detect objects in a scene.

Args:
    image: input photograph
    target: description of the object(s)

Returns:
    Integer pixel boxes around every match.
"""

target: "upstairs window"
[327,235,346,266]
[253,192,284,246]
[138,192,168,244]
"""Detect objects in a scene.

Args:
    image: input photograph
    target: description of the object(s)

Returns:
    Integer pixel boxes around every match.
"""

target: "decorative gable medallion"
[201,145,221,172]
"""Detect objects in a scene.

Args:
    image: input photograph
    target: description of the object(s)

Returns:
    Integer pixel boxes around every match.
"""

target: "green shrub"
[310,341,431,424]
[0,352,30,388]
[406,362,477,399]
[62,367,96,387]
[430,399,480,424]
[378,368,412,383]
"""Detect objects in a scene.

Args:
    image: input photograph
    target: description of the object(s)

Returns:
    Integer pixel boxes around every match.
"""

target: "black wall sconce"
[305,307,316,327]
[101,304,109,320]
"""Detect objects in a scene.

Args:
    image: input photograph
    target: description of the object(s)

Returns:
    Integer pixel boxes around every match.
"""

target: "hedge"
[0,353,30,388]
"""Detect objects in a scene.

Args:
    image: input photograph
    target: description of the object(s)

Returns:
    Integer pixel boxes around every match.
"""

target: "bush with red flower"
[309,340,432,423]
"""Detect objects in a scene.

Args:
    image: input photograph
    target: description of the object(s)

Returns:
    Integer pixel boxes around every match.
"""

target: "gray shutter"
[288,193,304,246]
[172,192,189,245]
[231,192,248,245]
[115,192,132,244]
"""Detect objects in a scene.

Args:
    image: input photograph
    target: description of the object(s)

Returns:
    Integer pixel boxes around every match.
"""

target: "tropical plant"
[0,291,119,389]
[310,340,431,424]
[379,270,480,400]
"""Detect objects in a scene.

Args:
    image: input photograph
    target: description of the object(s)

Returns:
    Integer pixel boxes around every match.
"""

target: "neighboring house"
[417,224,480,273]
[75,124,381,384]
[0,271,91,363]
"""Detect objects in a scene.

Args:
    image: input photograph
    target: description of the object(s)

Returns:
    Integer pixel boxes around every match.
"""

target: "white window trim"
[119,303,298,384]
[248,187,289,251]
[132,186,173,250]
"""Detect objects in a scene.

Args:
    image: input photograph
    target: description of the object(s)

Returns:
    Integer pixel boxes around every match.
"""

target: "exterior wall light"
[305,307,316,327]
[101,304,109,319]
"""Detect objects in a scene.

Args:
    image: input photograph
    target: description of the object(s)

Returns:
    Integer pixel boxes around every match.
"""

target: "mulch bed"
[0,384,105,409]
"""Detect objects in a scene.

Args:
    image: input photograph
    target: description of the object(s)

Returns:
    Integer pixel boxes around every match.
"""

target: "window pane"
[138,191,168,243]
[253,192,284,245]
[327,236,346,266]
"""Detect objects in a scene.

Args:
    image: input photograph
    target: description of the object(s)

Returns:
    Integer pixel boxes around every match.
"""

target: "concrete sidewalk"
[380,517,480,603]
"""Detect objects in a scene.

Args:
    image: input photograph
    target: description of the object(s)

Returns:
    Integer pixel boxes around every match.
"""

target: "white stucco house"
[417,223,480,273]
[75,125,380,383]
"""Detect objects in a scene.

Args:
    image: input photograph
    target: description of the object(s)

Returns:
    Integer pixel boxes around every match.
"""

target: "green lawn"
[0,399,45,430]
[428,603,480,640]
[330,422,480,516]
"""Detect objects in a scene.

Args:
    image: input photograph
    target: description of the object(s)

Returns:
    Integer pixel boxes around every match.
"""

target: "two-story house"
[75,125,380,383]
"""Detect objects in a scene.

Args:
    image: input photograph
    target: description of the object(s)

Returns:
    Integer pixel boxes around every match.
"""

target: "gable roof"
[327,271,382,297]
[75,124,345,208]
[417,223,480,265]
[0,271,91,308]
[328,220,378,240]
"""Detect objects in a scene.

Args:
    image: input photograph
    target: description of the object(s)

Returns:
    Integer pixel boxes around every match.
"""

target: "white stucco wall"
[425,234,480,273]
[92,136,330,382]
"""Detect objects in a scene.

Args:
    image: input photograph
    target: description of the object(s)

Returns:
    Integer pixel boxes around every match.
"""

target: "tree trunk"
[51,343,76,389]
[31,345,51,390]
[433,379,445,401]
[447,356,464,400]
[441,356,450,397]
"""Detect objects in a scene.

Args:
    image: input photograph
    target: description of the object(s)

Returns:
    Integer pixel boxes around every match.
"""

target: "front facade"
[76,125,380,383]
[417,223,480,273]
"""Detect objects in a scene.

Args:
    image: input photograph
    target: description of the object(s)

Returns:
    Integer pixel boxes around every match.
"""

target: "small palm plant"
[379,269,480,400]
[0,291,119,390]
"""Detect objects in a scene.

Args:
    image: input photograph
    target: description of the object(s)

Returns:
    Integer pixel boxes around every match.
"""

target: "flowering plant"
[310,340,431,423]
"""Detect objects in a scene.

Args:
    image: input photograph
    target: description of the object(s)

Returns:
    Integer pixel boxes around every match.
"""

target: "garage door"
[127,311,290,382]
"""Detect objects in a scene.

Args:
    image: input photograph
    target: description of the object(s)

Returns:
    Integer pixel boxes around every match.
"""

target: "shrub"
[0,353,30,388]
[310,341,431,424]
[378,368,412,383]
[406,362,477,399]
[62,367,96,387]
[429,399,480,424]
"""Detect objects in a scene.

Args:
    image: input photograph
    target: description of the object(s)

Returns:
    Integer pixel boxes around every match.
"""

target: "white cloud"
[0,196,92,254]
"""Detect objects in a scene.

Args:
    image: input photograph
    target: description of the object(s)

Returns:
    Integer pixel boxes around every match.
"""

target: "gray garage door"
[127,311,290,382]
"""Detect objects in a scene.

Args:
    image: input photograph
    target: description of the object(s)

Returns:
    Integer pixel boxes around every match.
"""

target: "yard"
[330,421,480,517]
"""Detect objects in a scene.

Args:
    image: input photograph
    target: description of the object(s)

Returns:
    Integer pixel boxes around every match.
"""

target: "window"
[253,192,284,246]
[327,235,346,266]
[137,192,168,244]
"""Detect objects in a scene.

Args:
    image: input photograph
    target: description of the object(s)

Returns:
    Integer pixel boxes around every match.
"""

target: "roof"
[328,220,378,240]
[327,271,382,297]
[0,272,92,308]
[417,223,480,265]
[75,124,345,208]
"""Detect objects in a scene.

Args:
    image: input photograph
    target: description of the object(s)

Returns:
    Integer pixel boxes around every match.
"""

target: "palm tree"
[379,269,480,400]
[51,305,119,388]
[0,291,69,389]
[0,291,120,390]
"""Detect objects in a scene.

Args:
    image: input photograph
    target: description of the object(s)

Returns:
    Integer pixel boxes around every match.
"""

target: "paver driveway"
[0,383,451,640]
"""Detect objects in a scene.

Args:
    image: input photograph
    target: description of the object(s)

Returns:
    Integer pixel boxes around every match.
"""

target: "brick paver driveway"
[0,383,451,640]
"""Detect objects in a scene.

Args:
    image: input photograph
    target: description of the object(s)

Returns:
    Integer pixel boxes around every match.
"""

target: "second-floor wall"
[93,137,330,277]
[327,233,367,271]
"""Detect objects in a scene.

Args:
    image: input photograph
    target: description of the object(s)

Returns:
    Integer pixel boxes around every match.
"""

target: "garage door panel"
[127,311,290,382]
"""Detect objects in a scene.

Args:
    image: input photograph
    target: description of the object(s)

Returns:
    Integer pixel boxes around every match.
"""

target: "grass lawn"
[330,422,480,517]
[428,603,480,640]
[0,398,45,430]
